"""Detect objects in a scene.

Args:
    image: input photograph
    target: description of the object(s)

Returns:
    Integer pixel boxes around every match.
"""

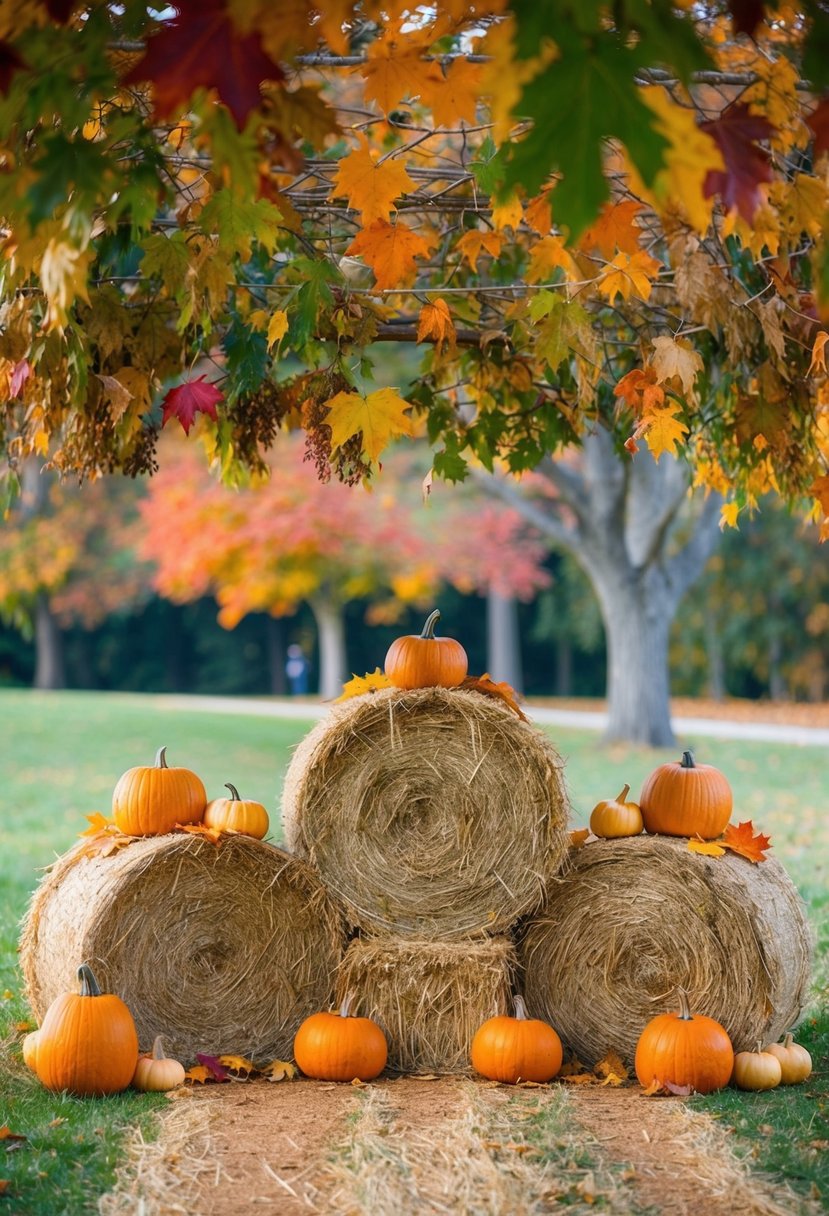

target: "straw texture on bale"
[520,836,812,1065]
[20,834,344,1064]
[337,935,515,1074]
[282,687,569,938]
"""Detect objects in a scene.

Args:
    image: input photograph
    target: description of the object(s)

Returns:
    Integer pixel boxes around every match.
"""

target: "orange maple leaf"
[721,820,771,863]
[569,828,591,849]
[525,234,581,285]
[456,229,502,271]
[360,23,441,114]
[613,366,664,413]
[334,668,393,702]
[184,1064,213,1084]
[808,330,829,375]
[597,250,662,303]
[416,298,456,350]
[79,812,116,837]
[579,200,643,258]
[594,1050,629,1082]
[329,136,415,225]
[809,473,829,517]
[346,220,433,291]
[460,674,528,721]
[524,189,553,235]
[174,823,225,844]
[419,58,481,127]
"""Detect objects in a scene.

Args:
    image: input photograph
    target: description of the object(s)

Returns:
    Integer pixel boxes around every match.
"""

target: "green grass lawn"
[1,690,827,1212]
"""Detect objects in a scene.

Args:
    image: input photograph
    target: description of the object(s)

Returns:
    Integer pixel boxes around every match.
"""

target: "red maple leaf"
[721,820,771,863]
[808,96,829,159]
[701,104,774,223]
[161,376,223,435]
[195,1052,230,1081]
[123,1,284,129]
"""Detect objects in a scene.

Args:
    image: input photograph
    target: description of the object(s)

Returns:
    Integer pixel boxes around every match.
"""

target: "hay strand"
[336,935,515,1074]
[282,687,569,938]
[20,834,344,1064]
[520,836,812,1065]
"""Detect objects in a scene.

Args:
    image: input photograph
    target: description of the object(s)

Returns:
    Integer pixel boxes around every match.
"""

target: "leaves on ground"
[560,1051,630,1086]
[334,669,393,701]
[186,1055,296,1083]
[460,674,528,721]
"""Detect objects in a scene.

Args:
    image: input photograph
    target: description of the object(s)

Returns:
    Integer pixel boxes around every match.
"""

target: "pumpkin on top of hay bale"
[20,833,345,1065]
[519,834,812,1067]
[281,684,569,939]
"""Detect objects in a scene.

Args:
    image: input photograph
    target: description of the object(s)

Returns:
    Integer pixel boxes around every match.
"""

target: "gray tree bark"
[309,595,347,700]
[486,589,523,693]
[476,428,723,746]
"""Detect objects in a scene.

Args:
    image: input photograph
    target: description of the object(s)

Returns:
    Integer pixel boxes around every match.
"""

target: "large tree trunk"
[476,429,723,746]
[486,589,523,693]
[309,597,346,700]
[34,592,65,690]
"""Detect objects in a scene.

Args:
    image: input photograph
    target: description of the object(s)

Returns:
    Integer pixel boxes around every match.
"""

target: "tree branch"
[665,492,723,602]
[470,468,579,550]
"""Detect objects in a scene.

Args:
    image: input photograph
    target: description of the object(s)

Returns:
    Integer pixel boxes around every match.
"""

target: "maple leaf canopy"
[0,2,828,538]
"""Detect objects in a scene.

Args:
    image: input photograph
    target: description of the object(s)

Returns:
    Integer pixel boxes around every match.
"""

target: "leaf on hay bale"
[722,821,771,863]
[76,814,136,859]
[569,829,591,850]
[460,674,528,721]
[334,668,392,701]
[174,823,225,844]
[688,837,726,857]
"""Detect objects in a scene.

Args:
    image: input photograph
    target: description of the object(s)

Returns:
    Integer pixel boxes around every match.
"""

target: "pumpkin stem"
[151,1035,167,1061]
[755,1040,764,1054]
[224,783,240,801]
[513,994,528,1021]
[616,784,631,803]
[78,963,102,997]
[339,992,356,1018]
[676,987,693,1021]
[420,610,441,639]
[680,750,696,769]
[154,745,169,769]
[782,1033,794,1049]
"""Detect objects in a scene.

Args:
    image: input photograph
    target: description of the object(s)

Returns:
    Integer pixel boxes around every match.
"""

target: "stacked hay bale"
[282,686,569,1073]
[21,834,344,1064]
[519,833,813,1067]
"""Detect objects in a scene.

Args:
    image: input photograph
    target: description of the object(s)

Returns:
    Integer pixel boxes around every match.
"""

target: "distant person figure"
[285,643,310,696]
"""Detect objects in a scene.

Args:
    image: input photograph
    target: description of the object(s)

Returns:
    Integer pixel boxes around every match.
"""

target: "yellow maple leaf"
[79,812,116,837]
[334,668,393,701]
[650,335,704,396]
[267,310,288,351]
[596,250,661,303]
[745,54,806,153]
[330,137,415,225]
[217,1053,256,1076]
[634,87,724,234]
[184,1064,212,1084]
[491,193,524,231]
[324,386,414,465]
[419,59,481,127]
[39,238,91,332]
[525,235,581,285]
[456,229,502,271]
[808,331,829,376]
[688,837,726,857]
[346,220,433,291]
[260,1059,297,1081]
[633,404,689,461]
[770,174,827,242]
[719,501,740,530]
[360,24,440,114]
[416,298,455,350]
[524,189,553,235]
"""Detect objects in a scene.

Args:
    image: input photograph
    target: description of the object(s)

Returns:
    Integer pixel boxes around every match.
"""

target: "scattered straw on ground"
[282,686,569,938]
[20,834,344,1063]
[336,936,515,1074]
[521,836,812,1064]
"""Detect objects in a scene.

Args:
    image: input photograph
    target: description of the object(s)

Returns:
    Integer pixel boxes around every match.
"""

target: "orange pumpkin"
[471,995,562,1084]
[35,963,139,1097]
[589,784,643,838]
[634,987,733,1094]
[132,1035,186,1092]
[112,745,206,836]
[203,783,269,839]
[639,750,732,840]
[384,610,468,690]
[732,1042,782,1091]
[293,993,387,1082]
[765,1033,812,1084]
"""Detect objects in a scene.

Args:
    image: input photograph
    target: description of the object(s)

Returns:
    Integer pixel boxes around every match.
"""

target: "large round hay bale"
[282,687,569,938]
[337,935,515,1074]
[520,836,813,1065]
[20,834,344,1064]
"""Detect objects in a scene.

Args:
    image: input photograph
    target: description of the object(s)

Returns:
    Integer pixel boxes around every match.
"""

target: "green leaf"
[199,191,282,261]
[198,103,259,198]
[502,29,670,238]
[223,317,268,402]
[286,258,341,348]
[432,435,468,482]
[27,134,110,226]
[139,232,191,295]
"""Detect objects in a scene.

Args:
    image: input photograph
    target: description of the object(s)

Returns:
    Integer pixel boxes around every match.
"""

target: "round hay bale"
[20,834,344,1064]
[282,687,569,938]
[337,935,515,1074]
[520,836,813,1066]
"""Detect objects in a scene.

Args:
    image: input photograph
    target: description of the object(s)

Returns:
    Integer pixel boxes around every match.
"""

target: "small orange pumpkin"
[384,610,468,690]
[293,993,387,1082]
[639,750,732,840]
[112,745,206,836]
[471,995,563,1084]
[634,987,733,1095]
[132,1035,186,1092]
[765,1033,812,1084]
[732,1042,782,1091]
[589,784,643,838]
[35,963,139,1097]
[203,783,269,839]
